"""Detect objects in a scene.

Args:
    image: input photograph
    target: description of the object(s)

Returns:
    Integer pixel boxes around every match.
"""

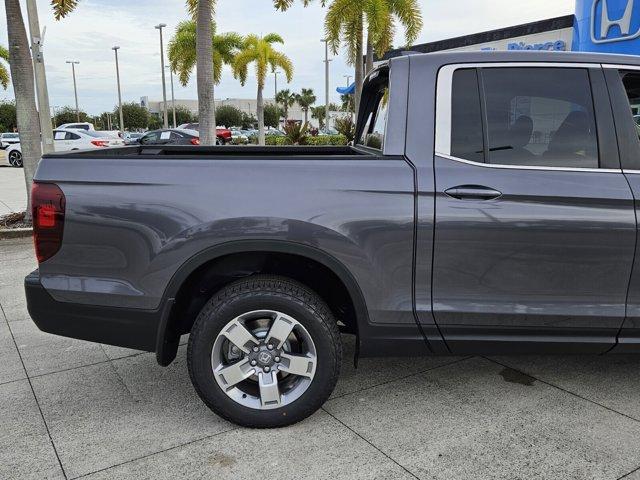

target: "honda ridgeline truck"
[25,51,640,427]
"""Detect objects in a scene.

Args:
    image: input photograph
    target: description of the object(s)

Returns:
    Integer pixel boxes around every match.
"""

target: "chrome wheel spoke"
[258,370,281,407]
[265,314,296,348]
[216,358,255,389]
[279,352,316,378]
[220,319,259,353]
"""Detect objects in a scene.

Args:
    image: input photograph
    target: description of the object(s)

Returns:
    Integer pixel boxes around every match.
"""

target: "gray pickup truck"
[25,50,640,427]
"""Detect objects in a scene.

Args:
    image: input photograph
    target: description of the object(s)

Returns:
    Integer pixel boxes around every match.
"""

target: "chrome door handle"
[444,185,502,201]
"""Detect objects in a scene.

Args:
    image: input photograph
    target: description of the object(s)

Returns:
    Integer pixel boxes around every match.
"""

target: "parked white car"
[56,122,95,131]
[0,132,20,149]
[5,129,124,167]
[229,129,248,144]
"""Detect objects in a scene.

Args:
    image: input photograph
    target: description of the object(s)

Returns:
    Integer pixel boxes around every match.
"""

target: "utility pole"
[155,23,168,129]
[321,39,331,133]
[66,60,80,121]
[344,75,353,120]
[167,66,176,128]
[112,46,124,131]
[26,0,54,153]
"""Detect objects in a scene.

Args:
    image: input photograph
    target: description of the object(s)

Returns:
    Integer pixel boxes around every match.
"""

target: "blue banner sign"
[574,0,640,53]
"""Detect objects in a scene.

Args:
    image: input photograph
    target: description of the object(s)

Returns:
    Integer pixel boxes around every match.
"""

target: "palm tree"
[232,34,293,146]
[275,89,296,121]
[168,20,242,87]
[184,0,218,145]
[5,0,41,220]
[324,0,422,114]
[52,0,218,132]
[0,45,9,89]
[295,88,316,124]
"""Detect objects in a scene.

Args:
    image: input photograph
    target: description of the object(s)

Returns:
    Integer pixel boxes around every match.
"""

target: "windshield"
[2,133,19,138]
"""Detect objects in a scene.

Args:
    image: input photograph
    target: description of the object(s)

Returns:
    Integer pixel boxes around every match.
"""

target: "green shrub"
[307,134,347,145]
[265,136,290,146]
[283,122,309,145]
[260,133,347,146]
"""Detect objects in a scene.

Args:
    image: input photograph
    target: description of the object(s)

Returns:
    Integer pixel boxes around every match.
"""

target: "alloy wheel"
[211,310,317,410]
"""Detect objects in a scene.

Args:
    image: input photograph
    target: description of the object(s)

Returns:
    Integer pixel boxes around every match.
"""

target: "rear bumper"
[25,270,164,352]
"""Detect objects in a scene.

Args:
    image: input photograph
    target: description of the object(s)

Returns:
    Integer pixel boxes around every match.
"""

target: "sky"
[0,0,577,115]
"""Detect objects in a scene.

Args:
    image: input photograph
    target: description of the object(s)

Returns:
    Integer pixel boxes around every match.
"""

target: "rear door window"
[482,68,598,169]
[449,67,600,169]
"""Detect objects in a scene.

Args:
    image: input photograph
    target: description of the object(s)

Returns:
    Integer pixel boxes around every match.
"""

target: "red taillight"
[32,182,65,263]
[91,139,110,147]
[190,137,200,145]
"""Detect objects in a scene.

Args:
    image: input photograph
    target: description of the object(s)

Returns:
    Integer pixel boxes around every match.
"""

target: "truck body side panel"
[34,157,417,326]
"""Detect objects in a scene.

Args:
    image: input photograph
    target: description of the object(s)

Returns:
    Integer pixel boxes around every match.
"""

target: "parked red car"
[177,123,231,145]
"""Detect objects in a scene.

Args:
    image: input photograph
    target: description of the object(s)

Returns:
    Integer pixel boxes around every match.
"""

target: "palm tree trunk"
[257,85,265,146]
[196,0,215,145]
[304,109,308,124]
[365,36,374,74]
[5,0,41,222]
[354,16,364,119]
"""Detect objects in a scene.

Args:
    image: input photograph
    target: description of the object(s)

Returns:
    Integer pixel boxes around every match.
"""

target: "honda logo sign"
[591,0,640,43]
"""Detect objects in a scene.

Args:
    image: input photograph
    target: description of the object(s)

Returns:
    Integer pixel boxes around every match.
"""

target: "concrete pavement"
[0,152,27,215]
[2,237,640,479]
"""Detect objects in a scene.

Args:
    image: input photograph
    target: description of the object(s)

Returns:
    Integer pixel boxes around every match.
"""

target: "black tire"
[8,150,22,168]
[188,275,342,428]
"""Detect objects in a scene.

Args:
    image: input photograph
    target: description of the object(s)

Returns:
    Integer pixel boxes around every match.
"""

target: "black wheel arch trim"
[156,239,430,366]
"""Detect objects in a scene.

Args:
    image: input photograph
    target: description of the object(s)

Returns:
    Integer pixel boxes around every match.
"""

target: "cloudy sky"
[0,0,576,115]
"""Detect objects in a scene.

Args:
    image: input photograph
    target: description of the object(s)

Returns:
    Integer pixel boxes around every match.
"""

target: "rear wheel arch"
[156,240,369,366]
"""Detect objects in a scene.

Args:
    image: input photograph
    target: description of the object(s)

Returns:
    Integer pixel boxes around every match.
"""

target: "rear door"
[432,63,636,354]
[604,66,640,353]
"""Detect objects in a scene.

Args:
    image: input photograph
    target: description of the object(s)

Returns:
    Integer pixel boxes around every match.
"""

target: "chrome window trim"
[437,153,620,174]
[435,61,606,171]
[602,64,640,71]
[623,170,640,174]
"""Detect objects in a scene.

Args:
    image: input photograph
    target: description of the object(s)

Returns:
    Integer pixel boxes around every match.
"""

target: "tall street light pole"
[166,66,176,128]
[321,39,331,133]
[344,74,353,120]
[155,23,168,129]
[273,69,278,99]
[66,60,80,121]
[112,46,124,131]
[26,0,54,153]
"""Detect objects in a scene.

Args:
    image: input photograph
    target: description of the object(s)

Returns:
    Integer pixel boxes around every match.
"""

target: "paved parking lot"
[0,153,27,215]
[2,237,640,479]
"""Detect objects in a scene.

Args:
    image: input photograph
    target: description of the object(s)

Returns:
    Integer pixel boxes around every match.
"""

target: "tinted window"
[65,132,81,140]
[451,69,484,163]
[482,68,598,169]
[140,132,159,144]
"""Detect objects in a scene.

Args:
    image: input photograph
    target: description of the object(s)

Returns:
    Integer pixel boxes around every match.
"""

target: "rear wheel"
[188,275,342,428]
[8,150,22,168]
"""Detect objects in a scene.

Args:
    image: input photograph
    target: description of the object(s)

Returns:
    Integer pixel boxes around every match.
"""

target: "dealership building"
[379,1,640,60]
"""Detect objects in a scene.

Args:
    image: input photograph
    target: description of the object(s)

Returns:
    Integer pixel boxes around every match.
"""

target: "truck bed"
[45,145,374,160]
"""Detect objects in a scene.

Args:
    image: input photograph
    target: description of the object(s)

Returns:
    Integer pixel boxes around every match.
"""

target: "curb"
[0,228,32,239]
